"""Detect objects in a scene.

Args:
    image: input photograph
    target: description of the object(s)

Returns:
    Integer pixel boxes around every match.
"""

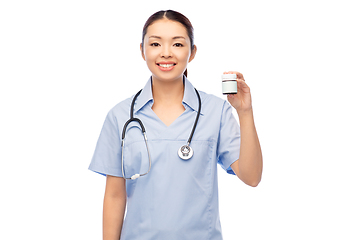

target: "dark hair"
[141,10,195,77]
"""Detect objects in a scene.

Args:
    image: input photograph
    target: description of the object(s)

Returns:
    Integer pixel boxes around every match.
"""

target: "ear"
[188,45,197,63]
[140,43,145,60]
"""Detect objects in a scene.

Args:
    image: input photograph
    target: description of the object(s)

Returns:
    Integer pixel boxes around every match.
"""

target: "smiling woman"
[141,10,196,78]
[140,19,196,84]
[88,9,262,240]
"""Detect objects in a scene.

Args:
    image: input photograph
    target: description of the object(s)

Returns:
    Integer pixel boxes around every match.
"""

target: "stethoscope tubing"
[187,88,201,145]
[121,86,201,180]
[121,130,151,180]
[121,89,150,180]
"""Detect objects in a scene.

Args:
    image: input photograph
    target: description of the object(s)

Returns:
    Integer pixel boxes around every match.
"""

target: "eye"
[150,43,160,47]
[174,43,184,47]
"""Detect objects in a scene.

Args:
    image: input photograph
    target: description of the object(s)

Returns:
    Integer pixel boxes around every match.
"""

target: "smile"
[157,63,176,68]
[156,63,176,71]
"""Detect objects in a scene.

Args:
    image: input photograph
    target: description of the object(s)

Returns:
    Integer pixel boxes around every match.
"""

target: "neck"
[151,75,184,105]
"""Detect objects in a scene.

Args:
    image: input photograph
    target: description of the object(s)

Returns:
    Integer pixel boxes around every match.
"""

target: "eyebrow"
[148,35,186,40]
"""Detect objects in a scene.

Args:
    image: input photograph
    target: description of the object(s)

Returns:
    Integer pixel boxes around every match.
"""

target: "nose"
[161,45,172,58]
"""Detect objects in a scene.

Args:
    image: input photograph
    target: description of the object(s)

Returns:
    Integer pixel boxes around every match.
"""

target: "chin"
[152,71,185,82]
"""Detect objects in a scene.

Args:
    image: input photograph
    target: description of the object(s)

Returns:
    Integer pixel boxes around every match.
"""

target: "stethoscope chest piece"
[178,145,193,160]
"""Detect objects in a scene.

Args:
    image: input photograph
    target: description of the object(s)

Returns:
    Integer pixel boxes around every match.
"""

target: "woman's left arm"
[226,71,263,187]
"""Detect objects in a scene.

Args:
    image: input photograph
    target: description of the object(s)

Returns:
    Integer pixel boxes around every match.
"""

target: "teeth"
[159,64,175,68]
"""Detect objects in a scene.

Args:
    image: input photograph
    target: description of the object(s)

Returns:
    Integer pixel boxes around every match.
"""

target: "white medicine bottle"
[222,73,237,94]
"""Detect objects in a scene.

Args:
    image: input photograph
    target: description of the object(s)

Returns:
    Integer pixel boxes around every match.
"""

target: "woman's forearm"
[103,176,127,240]
[237,109,263,186]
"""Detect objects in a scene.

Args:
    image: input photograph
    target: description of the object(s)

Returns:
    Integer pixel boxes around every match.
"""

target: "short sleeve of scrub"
[88,110,123,177]
[217,101,241,175]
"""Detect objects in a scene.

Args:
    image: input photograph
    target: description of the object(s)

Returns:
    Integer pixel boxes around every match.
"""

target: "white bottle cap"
[222,74,237,81]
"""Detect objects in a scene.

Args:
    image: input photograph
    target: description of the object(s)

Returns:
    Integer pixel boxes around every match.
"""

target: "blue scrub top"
[89,76,240,240]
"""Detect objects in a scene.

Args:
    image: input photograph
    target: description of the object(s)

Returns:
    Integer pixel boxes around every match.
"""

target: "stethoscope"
[121,87,201,180]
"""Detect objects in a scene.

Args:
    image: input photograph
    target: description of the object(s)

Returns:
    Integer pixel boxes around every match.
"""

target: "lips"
[156,62,176,71]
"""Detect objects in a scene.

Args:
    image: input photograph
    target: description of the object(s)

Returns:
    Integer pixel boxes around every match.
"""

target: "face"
[141,19,196,83]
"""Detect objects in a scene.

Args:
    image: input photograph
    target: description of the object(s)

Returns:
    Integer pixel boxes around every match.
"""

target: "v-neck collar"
[133,75,204,116]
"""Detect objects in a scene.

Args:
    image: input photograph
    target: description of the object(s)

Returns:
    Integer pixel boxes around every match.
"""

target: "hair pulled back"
[142,10,195,77]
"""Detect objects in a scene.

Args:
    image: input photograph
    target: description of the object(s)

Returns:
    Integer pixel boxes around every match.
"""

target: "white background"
[1,0,359,239]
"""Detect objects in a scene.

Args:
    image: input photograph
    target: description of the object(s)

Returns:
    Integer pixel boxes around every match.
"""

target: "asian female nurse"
[90,10,263,240]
